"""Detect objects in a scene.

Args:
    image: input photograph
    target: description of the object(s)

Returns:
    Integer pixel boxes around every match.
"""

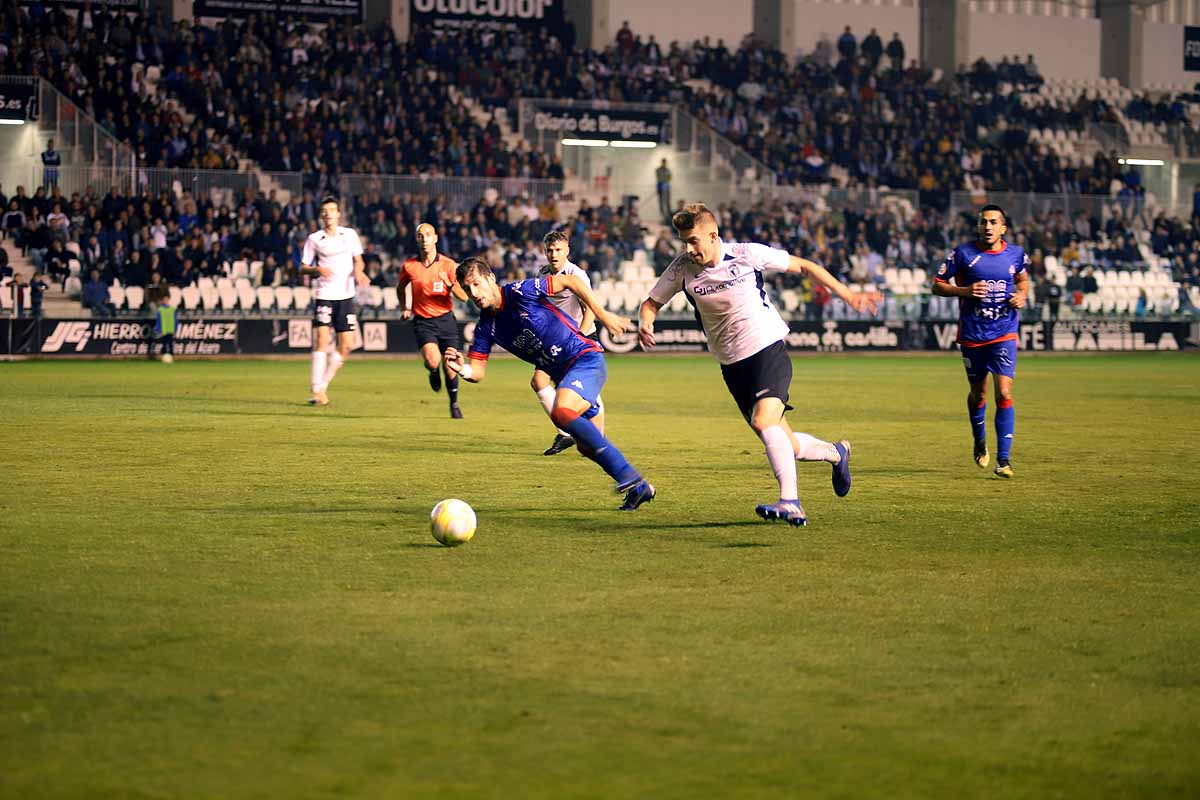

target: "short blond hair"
[671,203,718,234]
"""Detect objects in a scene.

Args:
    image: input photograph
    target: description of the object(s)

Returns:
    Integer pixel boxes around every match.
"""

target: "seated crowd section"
[2,3,1199,321]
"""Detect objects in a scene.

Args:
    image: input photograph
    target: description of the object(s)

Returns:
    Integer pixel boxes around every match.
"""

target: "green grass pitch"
[1,353,1198,799]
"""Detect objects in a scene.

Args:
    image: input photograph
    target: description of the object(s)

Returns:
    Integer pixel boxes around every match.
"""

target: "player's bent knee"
[550,407,581,429]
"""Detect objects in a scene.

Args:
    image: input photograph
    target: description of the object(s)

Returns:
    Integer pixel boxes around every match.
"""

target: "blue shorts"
[962,339,1017,382]
[556,351,606,420]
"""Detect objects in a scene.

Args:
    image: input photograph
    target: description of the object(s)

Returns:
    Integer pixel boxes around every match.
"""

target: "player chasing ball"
[931,204,1028,478]
[443,257,656,512]
[638,203,879,527]
[534,230,599,456]
[299,196,369,406]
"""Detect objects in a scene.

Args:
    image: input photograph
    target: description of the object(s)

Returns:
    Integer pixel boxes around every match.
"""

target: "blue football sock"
[969,398,987,444]
[996,400,1014,461]
[553,409,640,488]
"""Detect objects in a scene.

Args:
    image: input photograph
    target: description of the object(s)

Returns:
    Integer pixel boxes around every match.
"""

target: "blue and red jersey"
[936,241,1028,346]
[468,275,602,382]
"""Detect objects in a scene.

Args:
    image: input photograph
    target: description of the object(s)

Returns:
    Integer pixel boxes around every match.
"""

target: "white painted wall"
[0,122,44,198]
[1141,21,1199,89]
[604,0,753,51]
[789,1,919,65]
[966,12,1100,80]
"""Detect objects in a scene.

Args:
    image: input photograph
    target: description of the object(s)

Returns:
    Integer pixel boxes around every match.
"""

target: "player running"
[638,203,878,527]
[931,204,1028,478]
[399,223,470,418]
[443,257,655,511]
[300,196,369,406]
[534,230,599,456]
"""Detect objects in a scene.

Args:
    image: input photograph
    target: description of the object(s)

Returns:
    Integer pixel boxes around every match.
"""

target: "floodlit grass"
[1,354,1198,799]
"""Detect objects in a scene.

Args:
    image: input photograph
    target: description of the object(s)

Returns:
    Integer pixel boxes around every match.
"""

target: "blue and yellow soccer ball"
[430,499,476,547]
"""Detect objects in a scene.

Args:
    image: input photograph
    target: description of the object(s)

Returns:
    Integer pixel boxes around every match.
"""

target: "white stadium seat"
[292,286,312,311]
[218,285,238,312]
[125,285,144,311]
[382,286,399,312]
[181,286,201,311]
[108,284,126,310]
[237,284,257,312]
[275,286,294,311]
[256,286,275,311]
[200,285,219,310]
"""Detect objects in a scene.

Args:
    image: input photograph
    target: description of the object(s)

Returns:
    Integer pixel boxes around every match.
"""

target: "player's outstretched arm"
[788,256,880,314]
[443,348,486,383]
[638,297,663,350]
[554,274,630,337]
[353,255,368,287]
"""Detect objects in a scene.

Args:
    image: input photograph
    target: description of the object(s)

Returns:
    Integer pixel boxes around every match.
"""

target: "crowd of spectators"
[0,174,657,316]
[6,3,1200,320]
[7,1,1188,208]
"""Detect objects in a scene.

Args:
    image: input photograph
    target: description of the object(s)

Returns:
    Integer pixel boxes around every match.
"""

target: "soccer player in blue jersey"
[932,204,1029,478]
[443,257,656,511]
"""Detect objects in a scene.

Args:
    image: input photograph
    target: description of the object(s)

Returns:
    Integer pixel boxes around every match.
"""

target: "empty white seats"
[108,284,126,309]
[218,285,238,312]
[168,286,183,308]
[125,285,144,311]
[181,286,201,311]
[200,284,219,310]
[275,286,294,311]
[382,286,400,312]
[237,284,257,312]
[365,285,383,308]
[216,277,234,292]
[197,276,216,292]
[256,286,275,311]
[292,286,312,311]
[230,260,249,280]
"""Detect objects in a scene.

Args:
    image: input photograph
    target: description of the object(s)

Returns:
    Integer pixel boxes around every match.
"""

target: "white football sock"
[761,425,798,501]
[536,385,567,435]
[323,349,344,388]
[793,432,840,463]
[311,349,328,393]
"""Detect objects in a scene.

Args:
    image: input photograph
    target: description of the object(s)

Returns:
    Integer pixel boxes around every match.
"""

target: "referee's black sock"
[447,375,459,405]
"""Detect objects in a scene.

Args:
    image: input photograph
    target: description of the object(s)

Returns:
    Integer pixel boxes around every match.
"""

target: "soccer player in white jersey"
[535,230,601,456]
[299,196,369,406]
[638,203,878,527]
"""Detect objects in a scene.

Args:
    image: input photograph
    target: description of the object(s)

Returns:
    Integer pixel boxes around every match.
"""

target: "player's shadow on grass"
[719,542,774,548]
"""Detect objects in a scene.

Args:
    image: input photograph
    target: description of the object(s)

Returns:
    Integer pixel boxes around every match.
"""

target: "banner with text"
[194,0,363,21]
[530,103,670,143]
[1186,27,1200,71]
[411,0,564,33]
[0,81,36,124]
[6,319,1195,356]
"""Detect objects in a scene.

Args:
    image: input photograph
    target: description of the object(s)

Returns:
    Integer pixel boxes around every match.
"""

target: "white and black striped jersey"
[649,240,791,364]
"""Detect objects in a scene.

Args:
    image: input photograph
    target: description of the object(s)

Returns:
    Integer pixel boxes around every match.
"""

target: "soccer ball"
[430,499,476,547]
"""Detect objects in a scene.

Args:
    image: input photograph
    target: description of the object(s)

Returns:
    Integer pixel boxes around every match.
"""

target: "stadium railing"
[0,75,135,169]
[0,162,304,207]
[337,173,566,217]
